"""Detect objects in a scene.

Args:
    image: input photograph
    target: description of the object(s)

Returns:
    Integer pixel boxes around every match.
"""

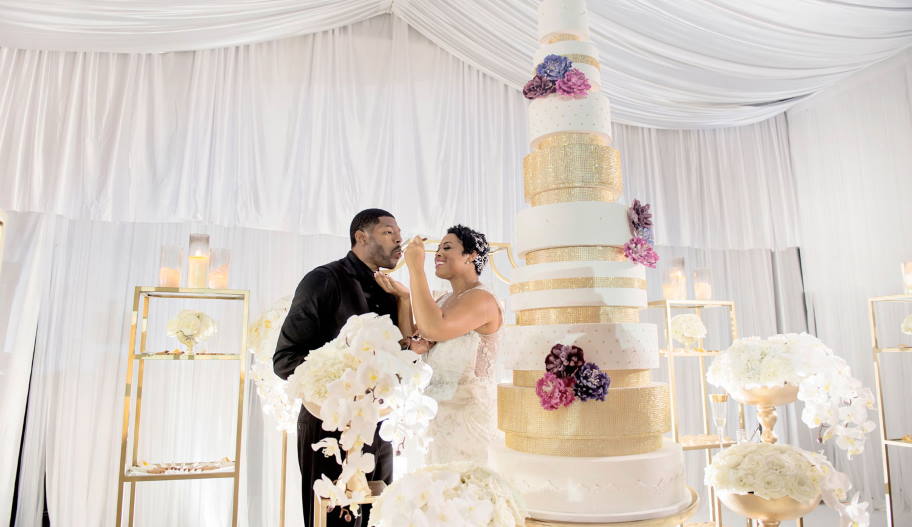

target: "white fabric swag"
[0,16,798,250]
[1,0,911,127]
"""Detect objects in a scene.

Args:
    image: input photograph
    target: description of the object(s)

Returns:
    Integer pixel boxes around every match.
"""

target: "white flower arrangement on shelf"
[670,314,707,349]
[166,310,217,351]
[369,462,527,527]
[902,313,912,335]
[707,333,876,458]
[248,297,298,432]
[706,442,869,527]
[286,313,437,518]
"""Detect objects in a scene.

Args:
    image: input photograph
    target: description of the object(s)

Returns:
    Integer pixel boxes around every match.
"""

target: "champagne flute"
[709,393,729,450]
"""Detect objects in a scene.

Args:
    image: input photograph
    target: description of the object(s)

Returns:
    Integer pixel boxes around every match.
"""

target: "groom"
[274,208,403,527]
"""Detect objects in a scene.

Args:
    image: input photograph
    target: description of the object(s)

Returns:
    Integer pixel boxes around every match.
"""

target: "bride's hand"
[407,332,434,355]
[403,235,427,269]
[374,271,410,299]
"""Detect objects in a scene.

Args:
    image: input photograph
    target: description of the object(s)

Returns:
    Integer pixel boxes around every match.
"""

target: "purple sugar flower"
[628,199,653,234]
[555,68,591,98]
[545,343,585,378]
[536,54,572,81]
[573,362,611,402]
[523,74,557,100]
[624,236,660,268]
[536,372,576,411]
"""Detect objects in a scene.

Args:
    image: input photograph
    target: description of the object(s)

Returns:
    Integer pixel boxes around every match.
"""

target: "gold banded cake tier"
[497,382,670,457]
[523,133,622,206]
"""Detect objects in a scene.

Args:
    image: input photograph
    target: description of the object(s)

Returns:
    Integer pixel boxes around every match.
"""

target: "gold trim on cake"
[525,246,627,264]
[544,33,582,44]
[497,383,670,456]
[523,144,621,200]
[534,132,609,150]
[516,306,640,325]
[530,187,621,206]
[505,432,663,457]
[510,277,646,295]
[563,54,600,69]
[513,370,651,388]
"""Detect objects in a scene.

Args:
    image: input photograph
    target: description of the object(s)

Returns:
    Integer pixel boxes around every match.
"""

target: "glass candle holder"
[208,248,230,289]
[693,268,712,300]
[710,393,730,449]
[158,245,183,287]
[188,233,210,288]
[903,261,912,295]
[663,258,687,300]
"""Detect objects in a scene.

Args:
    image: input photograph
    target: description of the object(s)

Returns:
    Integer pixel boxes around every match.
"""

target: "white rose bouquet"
[248,297,298,431]
[902,313,912,336]
[706,442,869,527]
[166,310,217,351]
[670,314,708,349]
[286,313,437,518]
[707,333,875,457]
[369,462,526,527]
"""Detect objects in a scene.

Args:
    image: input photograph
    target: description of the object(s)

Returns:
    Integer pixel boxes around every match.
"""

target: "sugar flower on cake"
[523,75,557,99]
[624,236,659,268]
[573,362,610,402]
[545,343,584,377]
[369,462,526,527]
[536,54,572,80]
[627,199,654,237]
[555,68,591,98]
[705,442,869,527]
[536,372,576,411]
[166,309,217,350]
[902,313,912,335]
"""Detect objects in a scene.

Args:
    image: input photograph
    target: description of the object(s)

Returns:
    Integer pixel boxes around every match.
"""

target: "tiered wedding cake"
[490,0,692,523]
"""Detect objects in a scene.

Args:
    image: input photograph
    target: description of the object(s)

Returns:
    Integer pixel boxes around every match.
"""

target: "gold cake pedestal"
[526,487,698,527]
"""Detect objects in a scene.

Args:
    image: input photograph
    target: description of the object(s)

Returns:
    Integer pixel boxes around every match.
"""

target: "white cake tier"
[512,260,644,283]
[528,93,612,148]
[533,40,600,87]
[511,287,646,311]
[504,322,659,370]
[489,439,691,523]
[537,0,589,42]
[515,201,631,256]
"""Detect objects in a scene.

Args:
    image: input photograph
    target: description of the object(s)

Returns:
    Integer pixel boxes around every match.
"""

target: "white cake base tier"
[503,322,659,370]
[512,260,645,283]
[510,287,647,311]
[490,439,691,523]
[528,93,612,149]
[515,201,631,256]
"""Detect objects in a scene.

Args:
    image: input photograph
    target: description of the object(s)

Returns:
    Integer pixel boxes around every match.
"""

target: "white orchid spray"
[248,297,298,431]
[707,333,875,458]
[286,313,437,518]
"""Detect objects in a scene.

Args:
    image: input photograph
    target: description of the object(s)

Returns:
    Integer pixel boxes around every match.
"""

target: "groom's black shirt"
[273,250,399,380]
[273,250,398,527]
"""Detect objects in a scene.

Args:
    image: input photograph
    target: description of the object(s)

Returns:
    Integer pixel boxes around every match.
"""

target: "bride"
[373,224,502,464]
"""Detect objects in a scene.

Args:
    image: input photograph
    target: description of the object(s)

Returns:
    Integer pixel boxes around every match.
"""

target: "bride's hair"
[447,224,490,275]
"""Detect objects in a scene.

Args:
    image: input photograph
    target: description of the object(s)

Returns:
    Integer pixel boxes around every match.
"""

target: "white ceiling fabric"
[1,0,910,127]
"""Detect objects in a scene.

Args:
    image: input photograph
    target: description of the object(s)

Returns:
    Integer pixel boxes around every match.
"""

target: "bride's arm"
[404,237,496,342]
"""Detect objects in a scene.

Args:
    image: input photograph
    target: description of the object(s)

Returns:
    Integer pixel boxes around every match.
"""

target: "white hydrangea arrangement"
[248,297,298,431]
[286,313,437,518]
[166,310,217,351]
[707,333,875,457]
[670,314,707,349]
[706,442,869,527]
[369,462,526,527]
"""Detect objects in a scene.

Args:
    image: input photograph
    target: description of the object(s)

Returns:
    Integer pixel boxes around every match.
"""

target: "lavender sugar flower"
[536,54,572,81]
[545,344,585,378]
[573,362,611,402]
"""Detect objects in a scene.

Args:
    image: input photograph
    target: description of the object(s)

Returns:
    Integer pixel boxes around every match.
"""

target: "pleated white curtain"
[2,1,911,127]
[0,13,826,527]
[788,48,912,525]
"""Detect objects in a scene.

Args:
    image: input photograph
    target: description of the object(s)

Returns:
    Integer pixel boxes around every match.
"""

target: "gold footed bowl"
[524,487,698,527]
[730,384,798,444]
[718,492,819,527]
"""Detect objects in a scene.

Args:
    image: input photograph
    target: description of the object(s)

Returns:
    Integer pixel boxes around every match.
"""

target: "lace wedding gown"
[422,285,502,465]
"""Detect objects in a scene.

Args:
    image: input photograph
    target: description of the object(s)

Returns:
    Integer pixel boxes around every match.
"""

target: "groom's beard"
[367,241,400,269]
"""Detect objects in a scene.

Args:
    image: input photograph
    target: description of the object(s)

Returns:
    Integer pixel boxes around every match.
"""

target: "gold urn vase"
[730,384,798,444]
[719,492,820,527]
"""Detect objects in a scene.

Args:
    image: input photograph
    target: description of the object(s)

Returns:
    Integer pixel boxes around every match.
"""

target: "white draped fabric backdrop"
[0,11,909,527]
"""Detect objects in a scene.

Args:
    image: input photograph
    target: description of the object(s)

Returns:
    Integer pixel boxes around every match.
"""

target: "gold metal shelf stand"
[115,286,250,527]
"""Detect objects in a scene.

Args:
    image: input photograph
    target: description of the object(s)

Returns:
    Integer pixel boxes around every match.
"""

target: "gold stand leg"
[757,404,778,444]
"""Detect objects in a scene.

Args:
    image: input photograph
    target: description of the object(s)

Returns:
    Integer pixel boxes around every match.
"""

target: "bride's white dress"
[422,285,502,465]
